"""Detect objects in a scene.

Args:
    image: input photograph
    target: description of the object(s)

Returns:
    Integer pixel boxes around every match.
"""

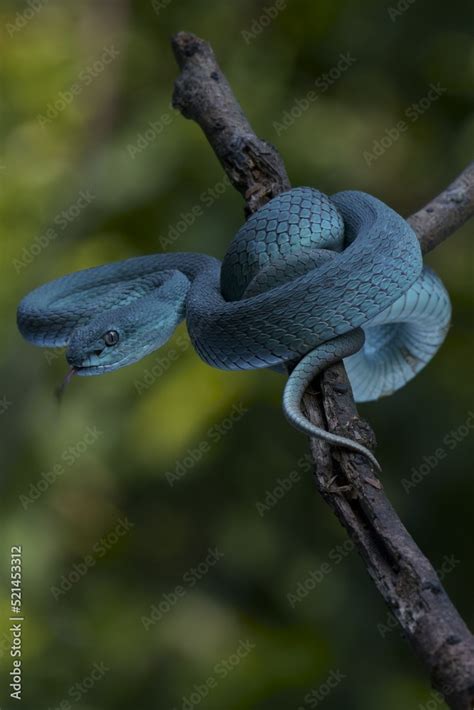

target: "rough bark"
[409,161,474,255]
[171,31,474,709]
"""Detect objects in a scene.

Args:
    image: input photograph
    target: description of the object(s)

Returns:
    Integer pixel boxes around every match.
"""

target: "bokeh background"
[1,0,473,708]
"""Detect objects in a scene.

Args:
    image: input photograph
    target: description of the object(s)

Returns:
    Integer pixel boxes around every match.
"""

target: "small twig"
[171,31,474,709]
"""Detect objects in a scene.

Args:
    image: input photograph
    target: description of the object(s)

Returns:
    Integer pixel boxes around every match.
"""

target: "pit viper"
[17,188,451,469]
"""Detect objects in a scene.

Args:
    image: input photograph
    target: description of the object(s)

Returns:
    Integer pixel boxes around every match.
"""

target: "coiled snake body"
[17,188,451,469]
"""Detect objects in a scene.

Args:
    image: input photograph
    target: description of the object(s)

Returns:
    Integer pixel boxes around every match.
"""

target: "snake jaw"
[65,344,142,374]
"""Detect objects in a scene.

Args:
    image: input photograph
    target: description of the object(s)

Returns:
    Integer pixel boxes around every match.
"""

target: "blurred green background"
[1,0,473,708]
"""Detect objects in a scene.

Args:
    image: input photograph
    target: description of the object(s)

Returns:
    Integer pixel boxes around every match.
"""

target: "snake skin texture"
[17,188,451,467]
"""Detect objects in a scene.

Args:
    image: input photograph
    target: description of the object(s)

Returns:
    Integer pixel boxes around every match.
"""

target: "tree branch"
[409,161,474,255]
[171,31,474,709]
[172,32,290,214]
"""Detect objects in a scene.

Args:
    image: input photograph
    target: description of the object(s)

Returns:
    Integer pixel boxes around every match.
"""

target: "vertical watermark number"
[9,545,24,701]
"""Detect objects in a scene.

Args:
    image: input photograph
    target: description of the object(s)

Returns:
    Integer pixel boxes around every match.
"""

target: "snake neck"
[17,252,220,348]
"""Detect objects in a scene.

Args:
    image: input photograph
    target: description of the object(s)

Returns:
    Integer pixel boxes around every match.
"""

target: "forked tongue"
[55,367,77,403]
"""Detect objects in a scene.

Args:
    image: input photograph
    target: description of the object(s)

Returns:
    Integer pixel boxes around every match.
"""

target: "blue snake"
[17,188,451,469]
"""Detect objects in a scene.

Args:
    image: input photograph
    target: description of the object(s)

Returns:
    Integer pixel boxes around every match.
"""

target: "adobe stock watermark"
[46,661,109,710]
[363,83,446,166]
[172,639,255,710]
[134,334,191,394]
[13,189,96,273]
[126,109,176,159]
[159,174,231,249]
[401,411,474,494]
[43,348,63,365]
[141,547,224,630]
[387,0,417,22]
[255,453,312,516]
[418,683,458,710]
[37,45,120,128]
[297,668,347,709]
[165,402,248,486]
[9,546,24,701]
[0,395,13,416]
[6,0,49,37]
[50,517,134,599]
[151,0,173,15]
[241,0,287,44]
[377,553,461,639]
[19,425,103,510]
[287,538,355,608]
[273,52,357,136]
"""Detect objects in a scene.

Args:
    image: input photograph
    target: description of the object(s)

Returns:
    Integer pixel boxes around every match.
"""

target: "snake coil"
[17,188,451,469]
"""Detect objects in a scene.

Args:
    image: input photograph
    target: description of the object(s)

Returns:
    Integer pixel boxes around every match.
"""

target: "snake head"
[65,284,188,375]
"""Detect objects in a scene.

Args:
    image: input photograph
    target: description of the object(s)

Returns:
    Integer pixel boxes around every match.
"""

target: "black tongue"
[55,367,77,403]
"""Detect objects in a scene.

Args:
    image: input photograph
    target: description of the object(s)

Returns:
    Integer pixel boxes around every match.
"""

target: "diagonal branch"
[171,31,474,709]
[409,161,474,255]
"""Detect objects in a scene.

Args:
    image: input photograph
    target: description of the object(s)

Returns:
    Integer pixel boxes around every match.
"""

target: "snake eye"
[103,330,119,346]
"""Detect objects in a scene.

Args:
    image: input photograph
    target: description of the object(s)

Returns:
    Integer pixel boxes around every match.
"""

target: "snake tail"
[283,329,382,471]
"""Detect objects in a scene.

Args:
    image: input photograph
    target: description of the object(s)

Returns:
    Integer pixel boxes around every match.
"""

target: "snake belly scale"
[17,188,452,469]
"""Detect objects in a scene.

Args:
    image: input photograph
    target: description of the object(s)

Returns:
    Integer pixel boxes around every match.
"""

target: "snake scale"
[17,188,451,469]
